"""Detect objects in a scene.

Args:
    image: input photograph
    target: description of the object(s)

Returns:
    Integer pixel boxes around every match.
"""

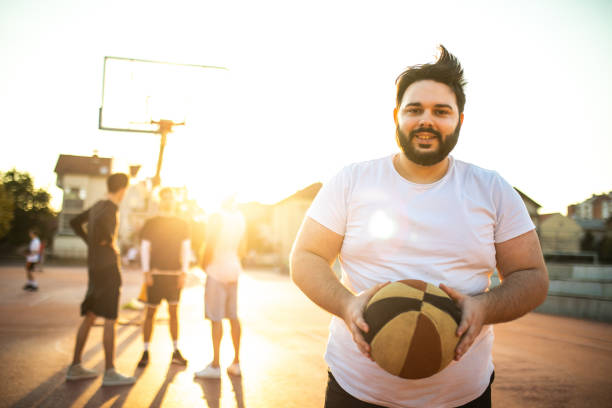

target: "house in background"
[515,188,541,229]
[117,168,154,252]
[565,191,612,261]
[53,154,112,258]
[271,183,322,271]
[538,213,583,254]
[53,154,153,259]
[574,218,607,250]
[568,192,612,220]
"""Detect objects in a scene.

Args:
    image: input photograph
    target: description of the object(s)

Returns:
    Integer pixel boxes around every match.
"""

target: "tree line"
[0,169,57,255]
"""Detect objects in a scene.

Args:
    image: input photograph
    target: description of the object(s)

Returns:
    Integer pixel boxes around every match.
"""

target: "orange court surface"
[1,264,611,408]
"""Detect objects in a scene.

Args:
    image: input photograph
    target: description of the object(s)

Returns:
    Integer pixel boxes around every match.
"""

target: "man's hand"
[144,271,154,286]
[440,283,487,361]
[341,282,388,360]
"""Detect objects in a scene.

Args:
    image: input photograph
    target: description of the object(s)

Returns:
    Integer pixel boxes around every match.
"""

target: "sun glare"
[368,210,396,240]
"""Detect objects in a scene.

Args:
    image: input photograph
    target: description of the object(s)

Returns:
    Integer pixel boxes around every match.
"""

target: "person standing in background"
[23,227,41,291]
[66,173,136,387]
[195,196,246,379]
[137,187,191,367]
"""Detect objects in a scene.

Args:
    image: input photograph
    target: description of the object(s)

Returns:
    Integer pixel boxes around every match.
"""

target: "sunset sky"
[1,0,610,213]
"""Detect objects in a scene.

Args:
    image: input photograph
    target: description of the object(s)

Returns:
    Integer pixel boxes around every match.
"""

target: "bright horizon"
[1,0,611,214]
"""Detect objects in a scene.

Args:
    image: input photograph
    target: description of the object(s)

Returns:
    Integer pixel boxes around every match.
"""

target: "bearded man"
[291,46,549,408]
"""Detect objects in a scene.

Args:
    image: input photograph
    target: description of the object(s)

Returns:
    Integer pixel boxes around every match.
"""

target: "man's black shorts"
[143,274,182,306]
[81,264,121,320]
[25,262,37,272]
[324,370,494,408]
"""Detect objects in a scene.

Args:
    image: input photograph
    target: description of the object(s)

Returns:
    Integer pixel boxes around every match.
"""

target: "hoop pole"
[151,120,184,187]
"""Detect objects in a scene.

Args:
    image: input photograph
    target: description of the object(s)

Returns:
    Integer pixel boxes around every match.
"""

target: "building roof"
[276,182,322,205]
[514,188,541,208]
[569,191,612,207]
[574,218,606,231]
[54,154,112,176]
[539,213,561,222]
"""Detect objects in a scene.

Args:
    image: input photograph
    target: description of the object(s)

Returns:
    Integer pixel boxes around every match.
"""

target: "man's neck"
[393,153,450,184]
[107,193,122,205]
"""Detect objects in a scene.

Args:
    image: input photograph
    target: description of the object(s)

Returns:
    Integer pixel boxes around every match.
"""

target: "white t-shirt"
[205,209,246,283]
[27,237,41,263]
[306,155,534,408]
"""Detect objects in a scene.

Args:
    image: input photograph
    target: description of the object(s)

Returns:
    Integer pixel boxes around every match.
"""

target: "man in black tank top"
[137,187,191,367]
[66,173,136,387]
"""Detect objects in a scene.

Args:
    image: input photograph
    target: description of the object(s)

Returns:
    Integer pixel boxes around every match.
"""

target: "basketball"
[363,279,462,379]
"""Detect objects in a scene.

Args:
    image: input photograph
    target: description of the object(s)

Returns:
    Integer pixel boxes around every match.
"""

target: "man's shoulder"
[453,158,501,182]
[347,155,391,171]
[142,216,157,227]
[144,215,184,226]
[92,199,116,212]
[334,155,392,180]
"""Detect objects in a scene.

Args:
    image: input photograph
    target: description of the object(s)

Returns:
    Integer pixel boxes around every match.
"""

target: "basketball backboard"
[99,56,230,134]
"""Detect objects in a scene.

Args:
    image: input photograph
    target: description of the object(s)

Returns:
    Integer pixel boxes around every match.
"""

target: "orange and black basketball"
[363,279,461,379]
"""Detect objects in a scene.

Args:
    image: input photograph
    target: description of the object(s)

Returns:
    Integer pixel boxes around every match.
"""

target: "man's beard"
[396,120,461,166]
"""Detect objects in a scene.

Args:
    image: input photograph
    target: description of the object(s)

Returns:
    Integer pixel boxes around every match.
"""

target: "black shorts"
[26,262,37,272]
[142,274,182,306]
[324,370,494,408]
[81,264,122,320]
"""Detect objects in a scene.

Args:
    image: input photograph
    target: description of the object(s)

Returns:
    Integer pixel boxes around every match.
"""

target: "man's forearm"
[290,250,353,319]
[140,240,151,272]
[478,267,549,325]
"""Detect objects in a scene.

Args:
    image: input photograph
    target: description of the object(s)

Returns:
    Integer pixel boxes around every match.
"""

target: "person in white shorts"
[195,196,246,379]
[23,228,41,291]
[291,45,549,408]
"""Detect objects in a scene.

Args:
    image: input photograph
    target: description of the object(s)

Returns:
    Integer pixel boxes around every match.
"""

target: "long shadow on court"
[145,363,185,408]
[195,377,221,408]
[79,361,183,408]
[12,315,141,408]
[195,374,245,408]
[229,374,246,408]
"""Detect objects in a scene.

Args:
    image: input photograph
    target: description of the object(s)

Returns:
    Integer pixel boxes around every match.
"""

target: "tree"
[0,183,13,239]
[598,238,612,264]
[580,231,595,251]
[0,169,57,249]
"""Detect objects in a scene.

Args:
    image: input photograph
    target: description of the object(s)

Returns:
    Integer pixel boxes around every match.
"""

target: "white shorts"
[204,276,238,321]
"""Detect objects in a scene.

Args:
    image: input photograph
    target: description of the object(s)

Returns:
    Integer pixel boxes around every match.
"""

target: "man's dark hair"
[107,173,129,193]
[395,45,467,113]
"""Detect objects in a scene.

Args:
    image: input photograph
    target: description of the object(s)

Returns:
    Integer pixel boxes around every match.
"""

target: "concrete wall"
[493,263,612,322]
[53,235,87,259]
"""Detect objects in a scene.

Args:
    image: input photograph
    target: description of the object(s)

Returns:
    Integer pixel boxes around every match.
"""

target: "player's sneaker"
[102,369,136,386]
[66,364,99,381]
[194,363,221,379]
[227,362,241,377]
[137,350,149,367]
[171,349,188,366]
